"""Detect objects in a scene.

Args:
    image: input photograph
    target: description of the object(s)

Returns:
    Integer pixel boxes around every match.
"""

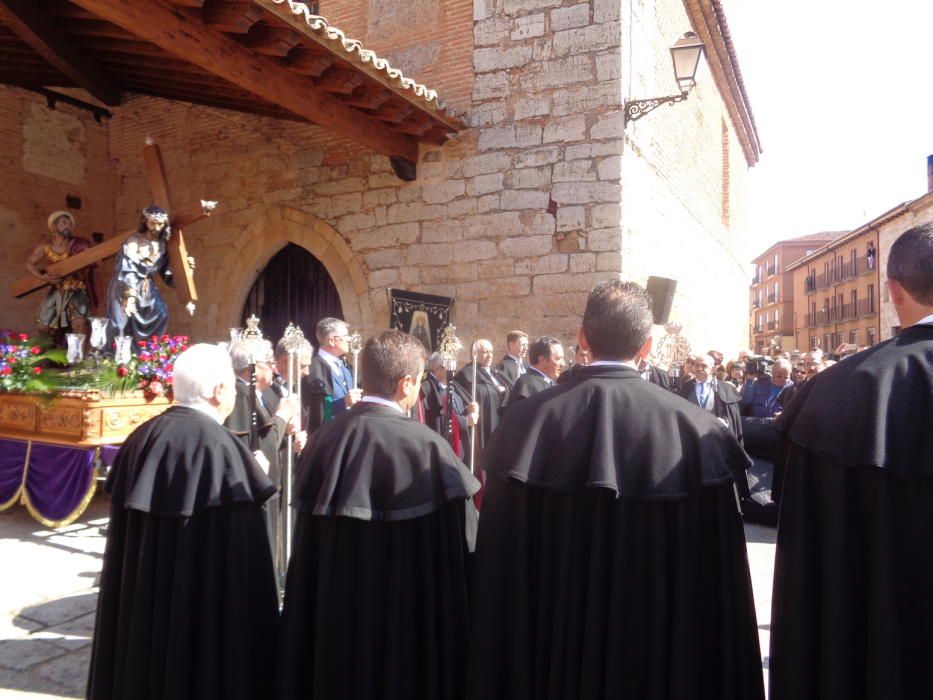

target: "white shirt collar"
[507,353,521,363]
[361,395,404,413]
[914,313,933,327]
[178,400,223,424]
[528,366,550,381]
[590,360,640,370]
[318,348,343,367]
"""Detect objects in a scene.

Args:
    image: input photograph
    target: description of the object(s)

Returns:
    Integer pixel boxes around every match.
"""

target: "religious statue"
[25,211,98,339]
[107,205,175,346]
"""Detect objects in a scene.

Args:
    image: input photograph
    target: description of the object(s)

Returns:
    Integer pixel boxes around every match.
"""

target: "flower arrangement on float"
[0,330,188,399]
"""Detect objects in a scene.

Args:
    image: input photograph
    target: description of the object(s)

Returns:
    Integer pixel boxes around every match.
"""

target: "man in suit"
[679,353,744,445]
[455,339,509,467]
[506,336,564,407]
[495,330,528,389]
[304,317,361,435]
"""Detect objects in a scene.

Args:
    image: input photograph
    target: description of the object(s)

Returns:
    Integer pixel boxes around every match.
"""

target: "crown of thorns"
[141,206,169,224]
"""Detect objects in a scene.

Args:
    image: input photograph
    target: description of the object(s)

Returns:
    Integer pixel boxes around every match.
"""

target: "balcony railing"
[754,324,763,333]
[752,300,761,309]
[766,293,776,304]
[766,264,778,276]
[841,303,858,320]
[767,321,778,330]
[858,298,876,316]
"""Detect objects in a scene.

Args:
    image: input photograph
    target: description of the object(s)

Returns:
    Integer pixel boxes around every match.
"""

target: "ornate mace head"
[438,325,463,372]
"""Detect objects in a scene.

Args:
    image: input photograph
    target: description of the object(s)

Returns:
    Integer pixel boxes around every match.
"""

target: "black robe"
[679,378,744,445]
[504,370,552,408]
[467,365,763,700]
[769,323,933,700]
[278,402,480,700]
[420,372,473,459]
[87,406,279,700]
[453,363,508,458]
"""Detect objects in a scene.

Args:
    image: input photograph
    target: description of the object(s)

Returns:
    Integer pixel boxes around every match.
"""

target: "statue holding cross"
[10,139,217,351]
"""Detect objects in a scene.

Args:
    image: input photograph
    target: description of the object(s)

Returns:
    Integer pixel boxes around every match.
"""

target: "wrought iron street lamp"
[624,32,706,123]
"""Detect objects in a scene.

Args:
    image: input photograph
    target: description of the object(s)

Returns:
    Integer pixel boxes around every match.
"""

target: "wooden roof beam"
[238,24,302,56]
[70,0,418,161]
[0,0,120,105]
[282,47,332,76]
[342,87,393,110]
[201,1,263,34]
[315,68,364,95]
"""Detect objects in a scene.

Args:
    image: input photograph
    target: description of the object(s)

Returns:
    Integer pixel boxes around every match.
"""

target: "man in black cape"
[467,281,764,700]
[421,351,479,460]
[454,338,509,458]
[504,335,564,407]
[278,330,480,700]
[769,223,933,700]
[87,344,279,700]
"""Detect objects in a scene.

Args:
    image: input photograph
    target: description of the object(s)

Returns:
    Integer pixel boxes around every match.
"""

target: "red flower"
[18,333,28,342]
[33,366,42,374]
[148,380,165,397]
[137,341,147,348]
[161,335,169,343]
[30,346,41,355]
[139,352,151,361]
[159,354,168,362]
[0,366,11,376]
[117,366,128,377]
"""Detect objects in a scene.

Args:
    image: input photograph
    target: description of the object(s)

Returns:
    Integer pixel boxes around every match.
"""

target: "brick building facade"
[748,232,844,353]
[0,0,761,357]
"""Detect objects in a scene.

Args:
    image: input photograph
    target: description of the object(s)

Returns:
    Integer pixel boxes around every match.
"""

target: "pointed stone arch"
[217,205,373,335]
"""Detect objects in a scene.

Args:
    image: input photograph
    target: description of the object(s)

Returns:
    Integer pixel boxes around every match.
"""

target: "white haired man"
[87,344,278,700]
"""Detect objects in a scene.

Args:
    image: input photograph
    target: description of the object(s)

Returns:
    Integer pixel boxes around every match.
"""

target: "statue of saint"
[107,206,174,346]
[26,211,97,339]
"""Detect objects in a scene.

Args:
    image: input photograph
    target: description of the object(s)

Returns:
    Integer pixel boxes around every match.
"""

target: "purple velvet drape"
[0,438,28,505]
[25,443,96,523]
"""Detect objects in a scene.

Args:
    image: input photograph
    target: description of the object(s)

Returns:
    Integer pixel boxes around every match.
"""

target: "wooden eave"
[0,0,466,164]
[683,0,762,167]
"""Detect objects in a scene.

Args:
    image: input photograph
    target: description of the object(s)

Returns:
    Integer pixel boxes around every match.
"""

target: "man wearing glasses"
[305,317,362,435]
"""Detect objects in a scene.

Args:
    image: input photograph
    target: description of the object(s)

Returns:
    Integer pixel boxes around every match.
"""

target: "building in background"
[789,156,933,350]
[748,231,846,353]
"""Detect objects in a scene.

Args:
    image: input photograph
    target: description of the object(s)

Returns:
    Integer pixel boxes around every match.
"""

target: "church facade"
[1,0,760,354]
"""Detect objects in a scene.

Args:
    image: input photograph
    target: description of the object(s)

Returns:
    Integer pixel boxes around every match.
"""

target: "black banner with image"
[388,289,454,354]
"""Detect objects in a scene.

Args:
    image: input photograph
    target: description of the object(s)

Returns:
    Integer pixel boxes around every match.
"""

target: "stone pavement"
[0,492,777,699]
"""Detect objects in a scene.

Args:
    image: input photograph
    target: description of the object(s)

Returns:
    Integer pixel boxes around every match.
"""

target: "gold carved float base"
[0,390,171,447]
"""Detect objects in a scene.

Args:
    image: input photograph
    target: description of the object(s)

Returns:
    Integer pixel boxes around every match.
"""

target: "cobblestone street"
[0,493,776,699]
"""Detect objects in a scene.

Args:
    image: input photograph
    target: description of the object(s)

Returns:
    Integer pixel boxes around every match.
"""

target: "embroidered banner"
[388,289,454,353]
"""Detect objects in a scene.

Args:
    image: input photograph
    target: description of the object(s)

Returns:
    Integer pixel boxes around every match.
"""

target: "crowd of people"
[85,223,933,700]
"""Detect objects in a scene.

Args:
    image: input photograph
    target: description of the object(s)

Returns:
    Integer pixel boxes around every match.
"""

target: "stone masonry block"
[478,124,542,151]
[473,72,511,102]
[387,202,447,223]
[597,155,622,180]
[511,13,546,39]
[422,179,466,204]
[556,205,585,231]
[542,114,587,144]
[532,271,608,294]
[597,251,622,271]
[569,252,596,272]
[524,210,557,235]
[504,0,562,15]
[589,111,625,140]
[499,235,553,257]
[500,189,550,210]
[337,212,376,232]
[596,50,622,81]
[474,45,533,73]
[407,243,453,266]
[552,23,621,57]
[588,227,621,252]
[362,188,398,208]
[462,152,513,178]
[475,18,511,46]
[593,0,619,22]
[453,239,498,262]
[590,202,621,228]
[514,95,551,120]
[515,253,568,275]
[553,159,596,182]
[353,222,421,249]
[506,165,552,189]
[470,101,509,128]
[522,55,594,91]
[447,198,478,218]
[551,3,590,31]
[516,146,563,168]
[551,181,620,204]
[467,173,504,196]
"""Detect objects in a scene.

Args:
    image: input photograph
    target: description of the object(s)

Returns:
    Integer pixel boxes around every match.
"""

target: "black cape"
[420,372,473,459]
[468,365,763,700]
[87,406,279,700]
[278,402,480,700]
[769,323,933,700]
[504,370,552,408]
[454,363,508,458]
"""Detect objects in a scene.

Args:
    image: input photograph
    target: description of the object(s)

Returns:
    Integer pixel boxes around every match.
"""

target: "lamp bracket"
[624,92,688,123]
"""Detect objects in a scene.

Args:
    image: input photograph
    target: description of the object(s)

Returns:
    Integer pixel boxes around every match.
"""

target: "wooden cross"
[10,139,216,314]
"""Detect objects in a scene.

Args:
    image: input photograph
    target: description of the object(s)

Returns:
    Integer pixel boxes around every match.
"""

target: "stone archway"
[217,206,373,336]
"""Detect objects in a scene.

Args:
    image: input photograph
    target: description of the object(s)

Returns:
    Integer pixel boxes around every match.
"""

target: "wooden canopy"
[0,0,465,164]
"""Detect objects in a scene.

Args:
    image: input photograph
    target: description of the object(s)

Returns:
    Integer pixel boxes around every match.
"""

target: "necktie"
[698,383,711,409]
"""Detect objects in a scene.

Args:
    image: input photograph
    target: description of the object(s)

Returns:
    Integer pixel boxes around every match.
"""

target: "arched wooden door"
[241,243,343,345]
